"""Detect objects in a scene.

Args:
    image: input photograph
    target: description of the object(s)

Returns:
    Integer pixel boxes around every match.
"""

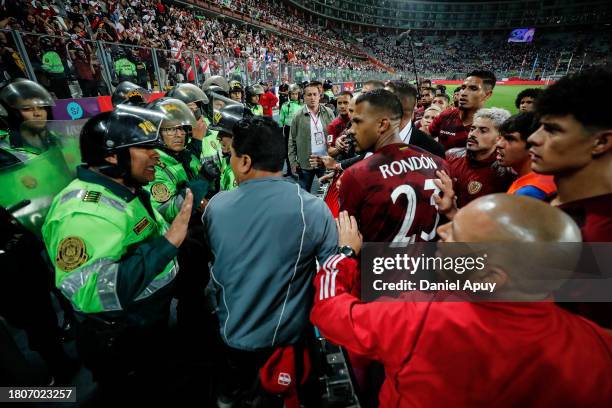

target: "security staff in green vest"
[166,83,209,157]
[42,106,194,387]
[245,84,264,116]
[40,38,70,99]
[145,98,208,222]
[278,84,303,176]
[209,104,253,191]
[114,50,137,84]
[111,81,149,108]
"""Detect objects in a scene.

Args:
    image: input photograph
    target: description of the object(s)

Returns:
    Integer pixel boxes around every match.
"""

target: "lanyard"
[309,110,321,133]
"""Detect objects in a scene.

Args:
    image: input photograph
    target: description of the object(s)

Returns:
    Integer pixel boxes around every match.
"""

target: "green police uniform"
[219,155,236,191]
[148,149,201,222]
[279,100,303,127]
[114,58,137,80]
[42,165,178,322]
[324,90,335,100]
[248,104,263,116]
[200,117,223,183]
[42,51,64,74]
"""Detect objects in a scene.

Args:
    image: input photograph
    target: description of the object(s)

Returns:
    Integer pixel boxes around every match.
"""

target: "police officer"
[278,84,303,176]
[228,80,244,103]
[245,84,264,116]
[113,49,137,84]
[145,98,208,222]
[166,83,210,156]
[209,104,253,191]
[111,81,148,107]
[41,106,193,389]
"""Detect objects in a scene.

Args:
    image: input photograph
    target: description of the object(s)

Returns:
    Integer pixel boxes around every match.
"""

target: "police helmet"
[0,79,55,129]
[209,104,253,135]
[201,75,230,93]
[80,105,164,181]
[146,97,196,148]
[245,84,264,102]
[288,84,301,94]
[111,81,149,107]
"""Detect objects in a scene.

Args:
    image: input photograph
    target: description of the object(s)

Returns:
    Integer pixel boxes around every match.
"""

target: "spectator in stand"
[72,49,99,97]
[429,70,497,151]
[515,88,543,112]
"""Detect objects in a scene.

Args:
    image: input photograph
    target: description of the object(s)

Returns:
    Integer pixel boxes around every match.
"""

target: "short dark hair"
[232,116,284,172]
[337,91,353,98]
[364,80,385,90]
[355,89,403,120]
[420,79,432,86]
[536,68,612,130]
[467,69,497,90]
[514,88,543,109]
[499,112,540,144]
[453,87,462,94]
[433,93,450,103]
[421,86,435,95]
[304,82,320,93]
[385,80,417,103]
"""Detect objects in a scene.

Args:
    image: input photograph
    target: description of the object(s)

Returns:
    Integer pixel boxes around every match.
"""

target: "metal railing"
[1,29,401,99]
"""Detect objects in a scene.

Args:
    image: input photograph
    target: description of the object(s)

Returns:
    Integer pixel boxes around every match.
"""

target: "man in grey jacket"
[288,82,336,192]
[202,116,338,405]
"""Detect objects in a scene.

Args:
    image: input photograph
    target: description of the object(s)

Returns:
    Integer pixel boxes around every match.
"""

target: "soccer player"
[515,88,543,113]
[432,93,450,112]
[528,68,612,242]
[414,86,435,122]
[447,108,515,208]
[429,70,496,151]
[497,112,556,200]
[338,89,448,244]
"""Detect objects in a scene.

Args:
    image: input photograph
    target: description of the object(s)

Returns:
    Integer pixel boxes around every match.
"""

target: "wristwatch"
[338,245,356,258]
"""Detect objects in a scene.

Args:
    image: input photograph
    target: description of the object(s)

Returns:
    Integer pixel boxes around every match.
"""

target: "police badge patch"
[20,175,38,189]
[151,183,171,202]
[56,236,88,271]
[468,180,483,195]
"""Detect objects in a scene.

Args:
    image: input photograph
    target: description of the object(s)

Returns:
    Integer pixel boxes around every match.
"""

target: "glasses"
[161,127,184,134]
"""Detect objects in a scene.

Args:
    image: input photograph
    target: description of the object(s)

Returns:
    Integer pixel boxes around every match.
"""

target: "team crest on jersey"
[56,236,88,272]
[151,183,171,202]
[468,180,483,195]
[20,175,38,189]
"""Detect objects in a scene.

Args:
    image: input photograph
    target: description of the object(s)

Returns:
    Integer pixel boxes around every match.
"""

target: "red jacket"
[260,91,279,117]
[311,255,612,408]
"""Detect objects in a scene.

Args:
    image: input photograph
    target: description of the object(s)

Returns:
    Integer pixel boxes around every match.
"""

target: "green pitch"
[485,84,547,113]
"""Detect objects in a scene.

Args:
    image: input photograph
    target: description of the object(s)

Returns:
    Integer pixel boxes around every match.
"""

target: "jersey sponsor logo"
[133,217,151,235]
[151,183,171,202]
[20,175,38,189]
[439,130,457,137]
[379,156,439,179]
[468,180,483,195]
[56,236,88,272]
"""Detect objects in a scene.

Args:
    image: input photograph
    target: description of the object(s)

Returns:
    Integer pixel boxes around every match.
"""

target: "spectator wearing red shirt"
[259,82,278,117]
[497,111,556,200]
[430,70,496,151]
[447,107,515,208]
[326,91,352,157]
[312,198,612,408]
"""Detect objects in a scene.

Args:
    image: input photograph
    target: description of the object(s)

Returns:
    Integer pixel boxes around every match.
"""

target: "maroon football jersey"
[326,114,351,148]
[448,149,516,208]
[428,108,471,151]
[339,143,449,243]
[558,193,612,242]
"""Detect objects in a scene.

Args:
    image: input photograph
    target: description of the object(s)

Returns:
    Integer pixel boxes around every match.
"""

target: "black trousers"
[282,126,292,176]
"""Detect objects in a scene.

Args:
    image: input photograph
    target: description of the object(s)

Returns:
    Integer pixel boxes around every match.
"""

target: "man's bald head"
[437,194,582,299]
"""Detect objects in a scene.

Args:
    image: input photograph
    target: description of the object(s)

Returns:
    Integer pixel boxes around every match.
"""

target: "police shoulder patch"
[151,183,171,202]
[133,217,151,235]
[467,180,483,195]
[83,191,101,203]
[56,236,88,272]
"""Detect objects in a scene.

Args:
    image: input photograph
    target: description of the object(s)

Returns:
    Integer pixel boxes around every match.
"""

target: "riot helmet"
[245,84,264,106]
[0,79,55,130]
[166,83,209,120]
[146,97,196,152]
[111,81,149,107]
